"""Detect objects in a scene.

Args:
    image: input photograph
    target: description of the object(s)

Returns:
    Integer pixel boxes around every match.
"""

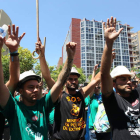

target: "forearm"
[101,41,113,75]
[0,50,10,108]
[91,69,96,81]
[57,57,73,87]
[100,41,114,97]
[39,56,55,89]
[5,55,20,94]
[0,50,5,86]
[51,56,73,103]
[82,72,101,98]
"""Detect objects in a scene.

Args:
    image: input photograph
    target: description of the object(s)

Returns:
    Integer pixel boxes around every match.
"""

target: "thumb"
[118,28,123,35]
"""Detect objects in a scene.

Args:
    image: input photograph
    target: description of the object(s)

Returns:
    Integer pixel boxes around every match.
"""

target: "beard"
[66,83,79,91]
[116,84,132,95]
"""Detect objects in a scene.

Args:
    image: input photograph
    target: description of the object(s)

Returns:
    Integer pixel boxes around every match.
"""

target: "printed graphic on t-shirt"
[70,104,80,116]
[25,123,43,140]
[63,117,86,131]
[125,107,140,136]
[62,95,86,131]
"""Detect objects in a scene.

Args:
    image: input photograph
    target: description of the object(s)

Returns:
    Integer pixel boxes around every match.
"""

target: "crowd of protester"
[0,16,140,140]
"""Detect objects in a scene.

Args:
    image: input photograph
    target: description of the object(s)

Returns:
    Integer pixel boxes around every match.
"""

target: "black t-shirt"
[53,91,86,140]
[0,112,5,140]
[103,88,140,140]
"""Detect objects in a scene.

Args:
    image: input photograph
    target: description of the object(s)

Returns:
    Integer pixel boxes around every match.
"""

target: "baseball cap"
[70,67,80,77]
[110,66,135,79]
[18,70,41,87]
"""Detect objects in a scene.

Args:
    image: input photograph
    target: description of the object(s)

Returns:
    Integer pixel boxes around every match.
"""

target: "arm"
[0,37,10,108]
[89,64,99,98]
[50,42,76,103]
[36,40,55,90]
[5,25,25,95]
[101,17,123,98]
[81,71,101,99]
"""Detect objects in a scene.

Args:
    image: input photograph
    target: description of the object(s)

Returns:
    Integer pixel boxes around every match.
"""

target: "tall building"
[62,18,135,79]
[131,31,140,68]
[0,9,12,55]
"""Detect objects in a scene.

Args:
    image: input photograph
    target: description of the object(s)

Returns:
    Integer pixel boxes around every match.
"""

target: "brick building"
[62,18,136,79]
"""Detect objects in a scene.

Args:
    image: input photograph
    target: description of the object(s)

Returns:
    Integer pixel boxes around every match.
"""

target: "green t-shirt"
[49,108,54,125]
[1,90,54,140]
[85,95,98,129]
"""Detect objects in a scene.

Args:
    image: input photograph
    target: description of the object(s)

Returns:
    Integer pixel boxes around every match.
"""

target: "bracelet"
[10,53,19,56]
[10,52,19,62]
[10,50,18,55]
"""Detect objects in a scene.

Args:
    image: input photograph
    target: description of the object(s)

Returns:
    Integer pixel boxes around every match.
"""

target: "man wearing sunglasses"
[101,16,140,140]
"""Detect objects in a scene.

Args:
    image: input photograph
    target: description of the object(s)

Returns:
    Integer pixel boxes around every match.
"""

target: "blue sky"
[1,0,140,66]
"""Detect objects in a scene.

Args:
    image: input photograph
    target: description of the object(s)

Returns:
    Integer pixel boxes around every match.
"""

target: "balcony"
[130,55,138,57]
[127,25,133,29]
[128,37,133,40]
[130,61,137,64]
[127,31,134,34]
[128,42,135,46]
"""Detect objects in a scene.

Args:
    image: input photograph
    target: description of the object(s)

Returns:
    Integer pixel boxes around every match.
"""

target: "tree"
[34,63,86,86]
[131,67,140,79]
[72,65,86,84]
[2,46,37,83]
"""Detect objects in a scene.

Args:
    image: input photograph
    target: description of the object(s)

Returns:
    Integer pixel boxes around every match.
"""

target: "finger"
[107,18,109,28]
[12,24,15,35]
[16,26,19,37]
[19,32,25,41]
[103,22,106,30]
[66,42,70,46]
[39,37,42,44]
[118,28,123,35]
[8,25,11,36]
[114,18,116,29]
[112,49,115,51]
[110,16,113,27]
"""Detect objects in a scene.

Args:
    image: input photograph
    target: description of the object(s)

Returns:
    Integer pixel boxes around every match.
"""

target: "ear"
[19,88,23,95]
[113,82,116,88]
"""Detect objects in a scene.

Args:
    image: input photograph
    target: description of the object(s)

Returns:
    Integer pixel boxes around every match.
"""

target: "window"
[95,22,102,28]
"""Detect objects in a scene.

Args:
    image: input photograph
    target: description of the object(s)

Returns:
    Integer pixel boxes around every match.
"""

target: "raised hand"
[4,24,25,52]
[103,17,123,42]
[66,42,77,59]
[0,37,4,50]
[35,38,45,57]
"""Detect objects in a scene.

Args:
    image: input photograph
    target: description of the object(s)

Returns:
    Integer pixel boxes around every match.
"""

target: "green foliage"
[34,63,86,85]
[131,67,140,79]
[2,53,9,83]
[2,46,37,83]
[18,47,37,73]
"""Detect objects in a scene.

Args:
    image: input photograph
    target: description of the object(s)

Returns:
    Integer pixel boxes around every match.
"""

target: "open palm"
[103,17,123,41]
[4,24,25,52]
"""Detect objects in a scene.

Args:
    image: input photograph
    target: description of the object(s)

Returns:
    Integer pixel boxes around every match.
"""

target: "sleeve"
[84,96,89,107]
[40,90,57,113]
[102,91,124,123]
[0,93,16,119]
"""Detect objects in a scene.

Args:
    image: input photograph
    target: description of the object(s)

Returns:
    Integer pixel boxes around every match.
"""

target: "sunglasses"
[95,87,100,89]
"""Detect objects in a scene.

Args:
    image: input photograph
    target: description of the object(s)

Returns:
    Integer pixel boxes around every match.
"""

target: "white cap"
[18,70,41,87]
[70,67,80,77]
[110,66,135,79]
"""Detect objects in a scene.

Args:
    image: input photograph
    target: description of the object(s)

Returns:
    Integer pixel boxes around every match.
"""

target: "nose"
[127,79,132,84]
[72,80,76,83]
[34,87,39,92]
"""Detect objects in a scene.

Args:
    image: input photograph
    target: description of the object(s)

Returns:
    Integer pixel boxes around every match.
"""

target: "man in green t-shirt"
[0,26,77,140]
